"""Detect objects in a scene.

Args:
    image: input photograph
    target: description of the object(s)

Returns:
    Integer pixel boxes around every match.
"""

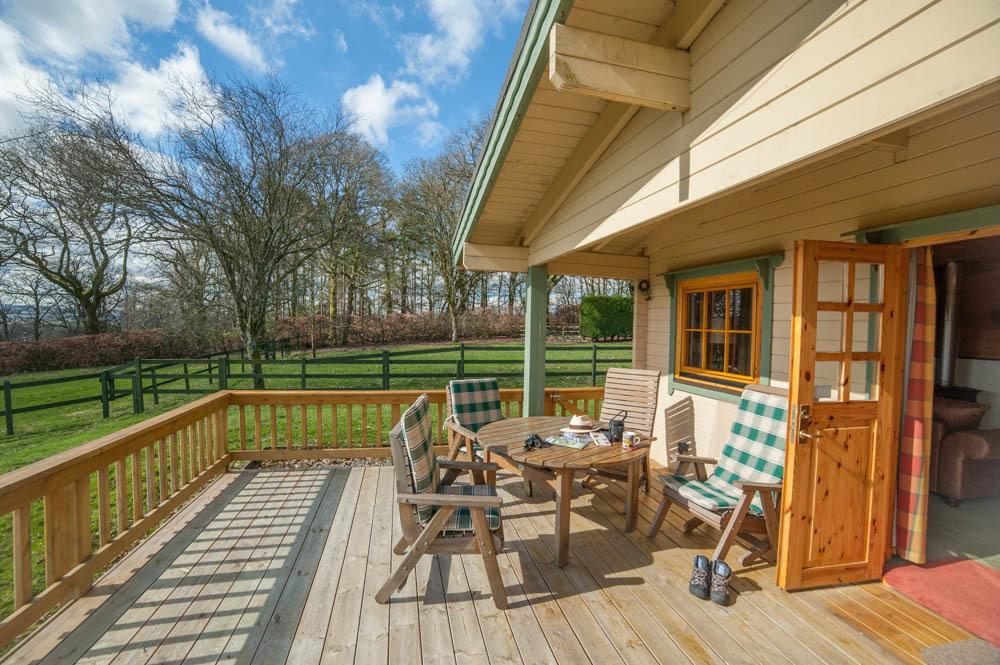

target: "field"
[0,341,630,475]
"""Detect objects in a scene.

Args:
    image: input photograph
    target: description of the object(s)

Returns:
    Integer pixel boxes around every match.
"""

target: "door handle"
[798,430,822,442]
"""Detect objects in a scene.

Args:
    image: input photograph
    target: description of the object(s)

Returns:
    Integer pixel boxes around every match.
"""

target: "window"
[676,272,761,390]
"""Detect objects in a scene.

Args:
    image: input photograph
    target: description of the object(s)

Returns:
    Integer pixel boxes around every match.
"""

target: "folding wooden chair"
[583,367,660,492]
[444,378,506,484]
[376,394,507,609]
[647,384,788,566]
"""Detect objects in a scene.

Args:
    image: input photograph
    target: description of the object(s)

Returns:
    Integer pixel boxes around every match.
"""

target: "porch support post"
[523,263,548,416]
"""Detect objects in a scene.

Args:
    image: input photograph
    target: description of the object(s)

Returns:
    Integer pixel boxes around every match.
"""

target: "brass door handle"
[798,429,822,441]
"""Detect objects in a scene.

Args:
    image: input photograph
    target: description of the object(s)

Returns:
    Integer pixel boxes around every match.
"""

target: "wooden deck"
[4,465,972,665]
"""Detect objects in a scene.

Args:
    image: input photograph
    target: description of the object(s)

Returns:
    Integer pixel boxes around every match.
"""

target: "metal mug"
[608,410,627,443]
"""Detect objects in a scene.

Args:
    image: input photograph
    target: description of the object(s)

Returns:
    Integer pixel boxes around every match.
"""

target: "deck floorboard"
[4,466,972,665]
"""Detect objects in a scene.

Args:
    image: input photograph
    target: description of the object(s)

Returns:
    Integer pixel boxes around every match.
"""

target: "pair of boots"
[688,555,731,605]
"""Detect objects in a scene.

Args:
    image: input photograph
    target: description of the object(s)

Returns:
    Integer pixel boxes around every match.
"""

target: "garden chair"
[647,384,788,566]
[582,367,660,493]
[376,394,507,609]
[445,378,506,483]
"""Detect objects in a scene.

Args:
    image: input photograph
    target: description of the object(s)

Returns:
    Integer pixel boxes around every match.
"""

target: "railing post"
[458,342,466,379]
[100,371,111,418]
[301,358,307,390]
[382,350,390,390]
[3,380,14,435]
[220,357,229,390]
[591,343,598,386]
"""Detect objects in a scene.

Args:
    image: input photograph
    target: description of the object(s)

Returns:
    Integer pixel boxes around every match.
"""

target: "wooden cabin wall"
[528,0,1000,266]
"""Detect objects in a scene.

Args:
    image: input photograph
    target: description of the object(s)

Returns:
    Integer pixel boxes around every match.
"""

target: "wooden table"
[477,416,650,567]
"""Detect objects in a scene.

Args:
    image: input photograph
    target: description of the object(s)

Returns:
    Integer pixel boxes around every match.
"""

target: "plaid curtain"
[895,247,935,564]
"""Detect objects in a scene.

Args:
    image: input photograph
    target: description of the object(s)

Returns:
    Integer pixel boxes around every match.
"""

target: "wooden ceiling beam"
[548,24,691,111]
[463,242,648,280]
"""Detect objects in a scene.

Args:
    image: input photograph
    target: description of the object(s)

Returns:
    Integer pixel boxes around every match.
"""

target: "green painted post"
[590,343,598,386]
[523,264,548,416]
[382,350,390,390]
[301,358,307,390]
[132,360,144,414]
[151,367,160,405]
[207,358,214,385]
[458,342,466,379]
[183,361,191,392]
[220,357,229,390]
[3,380,14,435]
[100,371,110,418]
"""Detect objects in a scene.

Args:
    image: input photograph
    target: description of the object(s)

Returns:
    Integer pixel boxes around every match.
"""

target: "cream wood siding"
[529,0,1000,266]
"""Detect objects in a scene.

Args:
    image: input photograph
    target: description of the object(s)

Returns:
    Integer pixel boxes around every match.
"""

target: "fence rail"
[0,386,603,648]
[1,343,630,435]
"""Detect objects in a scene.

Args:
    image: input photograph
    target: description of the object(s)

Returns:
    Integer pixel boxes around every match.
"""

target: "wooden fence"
[0,343,629,435]
[0,386,603,648]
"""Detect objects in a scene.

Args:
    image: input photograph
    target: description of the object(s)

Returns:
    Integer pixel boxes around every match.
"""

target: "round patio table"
[477,416,650,567]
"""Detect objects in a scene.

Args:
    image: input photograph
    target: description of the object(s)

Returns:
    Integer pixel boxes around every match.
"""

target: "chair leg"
[523,476,533,498]
[682,517,704,535]
[376,507,453,604]
[648,494,672,537]
[642,457,651,494]
[712,491,754,563]
[393,536,408,555]
[471,508,507,609]
[758,490,780,564]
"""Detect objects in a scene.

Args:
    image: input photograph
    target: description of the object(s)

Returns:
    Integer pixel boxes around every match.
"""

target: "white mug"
[623,431,641,450]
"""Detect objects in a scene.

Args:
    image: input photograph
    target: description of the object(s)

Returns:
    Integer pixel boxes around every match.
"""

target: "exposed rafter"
[548,24,691,111]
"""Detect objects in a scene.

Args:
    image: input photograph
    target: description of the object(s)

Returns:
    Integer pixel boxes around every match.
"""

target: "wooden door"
[776,240,909,590]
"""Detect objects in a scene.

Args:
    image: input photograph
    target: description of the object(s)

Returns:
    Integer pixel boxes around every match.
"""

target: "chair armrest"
[734,480,782,492]
[444,418,479,441]
[438,458,499,472]
[397,493,502,508]
[677,455,717,465]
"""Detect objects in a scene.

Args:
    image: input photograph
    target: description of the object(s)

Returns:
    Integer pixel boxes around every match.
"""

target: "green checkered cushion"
[399,395,440,525]
[439,484,502,534]
[662,386,787,516]
[448,378,504,433]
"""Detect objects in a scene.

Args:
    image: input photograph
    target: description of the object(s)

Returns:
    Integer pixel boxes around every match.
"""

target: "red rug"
[884,558,1000,646]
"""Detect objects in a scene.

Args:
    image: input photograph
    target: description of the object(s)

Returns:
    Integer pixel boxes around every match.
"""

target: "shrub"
[579,295,633,341]
[0,330,224,375]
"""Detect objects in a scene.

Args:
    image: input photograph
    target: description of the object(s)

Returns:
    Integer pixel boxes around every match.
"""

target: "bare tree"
[140,77,347,385]
[0,91,146,334]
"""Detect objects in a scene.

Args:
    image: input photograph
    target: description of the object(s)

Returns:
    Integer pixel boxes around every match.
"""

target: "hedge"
[579,295,633,341]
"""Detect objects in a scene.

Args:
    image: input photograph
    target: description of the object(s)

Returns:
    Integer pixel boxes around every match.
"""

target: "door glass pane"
[707,332,725,371]
[685,332,703,367]
[817,261,849,302]
[727,333,752,376]
[855,263,884,304]
[816,311,845,353]
[847,361,880,400]
[852,312,881,353]
[686,292,704,328]
[729,287,753,331]
[814,360,843,401]
[709,291,726,330]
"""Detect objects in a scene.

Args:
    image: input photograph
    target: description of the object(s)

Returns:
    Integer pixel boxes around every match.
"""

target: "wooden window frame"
[674,271,763,392]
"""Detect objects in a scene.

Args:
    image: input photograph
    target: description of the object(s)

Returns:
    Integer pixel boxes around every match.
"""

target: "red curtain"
[895,247,935,564]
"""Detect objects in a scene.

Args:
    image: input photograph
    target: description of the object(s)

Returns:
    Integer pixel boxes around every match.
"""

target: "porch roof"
[3,464,970,664]
[453,0,724,274]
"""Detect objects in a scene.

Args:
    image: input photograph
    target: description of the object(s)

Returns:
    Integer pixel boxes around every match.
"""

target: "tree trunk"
[82,302,101,335]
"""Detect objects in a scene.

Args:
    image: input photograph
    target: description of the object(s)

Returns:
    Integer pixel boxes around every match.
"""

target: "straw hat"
[561,414,599,434]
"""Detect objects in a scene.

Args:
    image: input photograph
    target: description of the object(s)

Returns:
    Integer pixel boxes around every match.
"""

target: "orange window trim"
[675,271,762,388]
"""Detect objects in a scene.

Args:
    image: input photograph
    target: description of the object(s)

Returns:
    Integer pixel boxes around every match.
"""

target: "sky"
[0,0,529,170]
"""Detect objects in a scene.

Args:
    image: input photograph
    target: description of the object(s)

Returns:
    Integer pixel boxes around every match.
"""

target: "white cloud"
[342,74,437,146]
[111,43,208,138]
[2,0,178,62]
[196,4,269,73]
[258,0,314,38]
[351,2,404,31]
[399,0,522,87]
[333,30,348,53]
[415,120,445,147]
[0,21,50,133]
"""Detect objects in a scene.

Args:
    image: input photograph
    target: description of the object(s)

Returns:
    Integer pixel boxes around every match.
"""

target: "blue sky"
[0,0,528,170]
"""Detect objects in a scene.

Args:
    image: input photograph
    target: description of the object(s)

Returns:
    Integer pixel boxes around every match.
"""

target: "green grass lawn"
[0,340,629,627]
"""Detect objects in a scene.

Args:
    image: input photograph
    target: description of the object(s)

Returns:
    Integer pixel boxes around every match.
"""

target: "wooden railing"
[0,386,604,649]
